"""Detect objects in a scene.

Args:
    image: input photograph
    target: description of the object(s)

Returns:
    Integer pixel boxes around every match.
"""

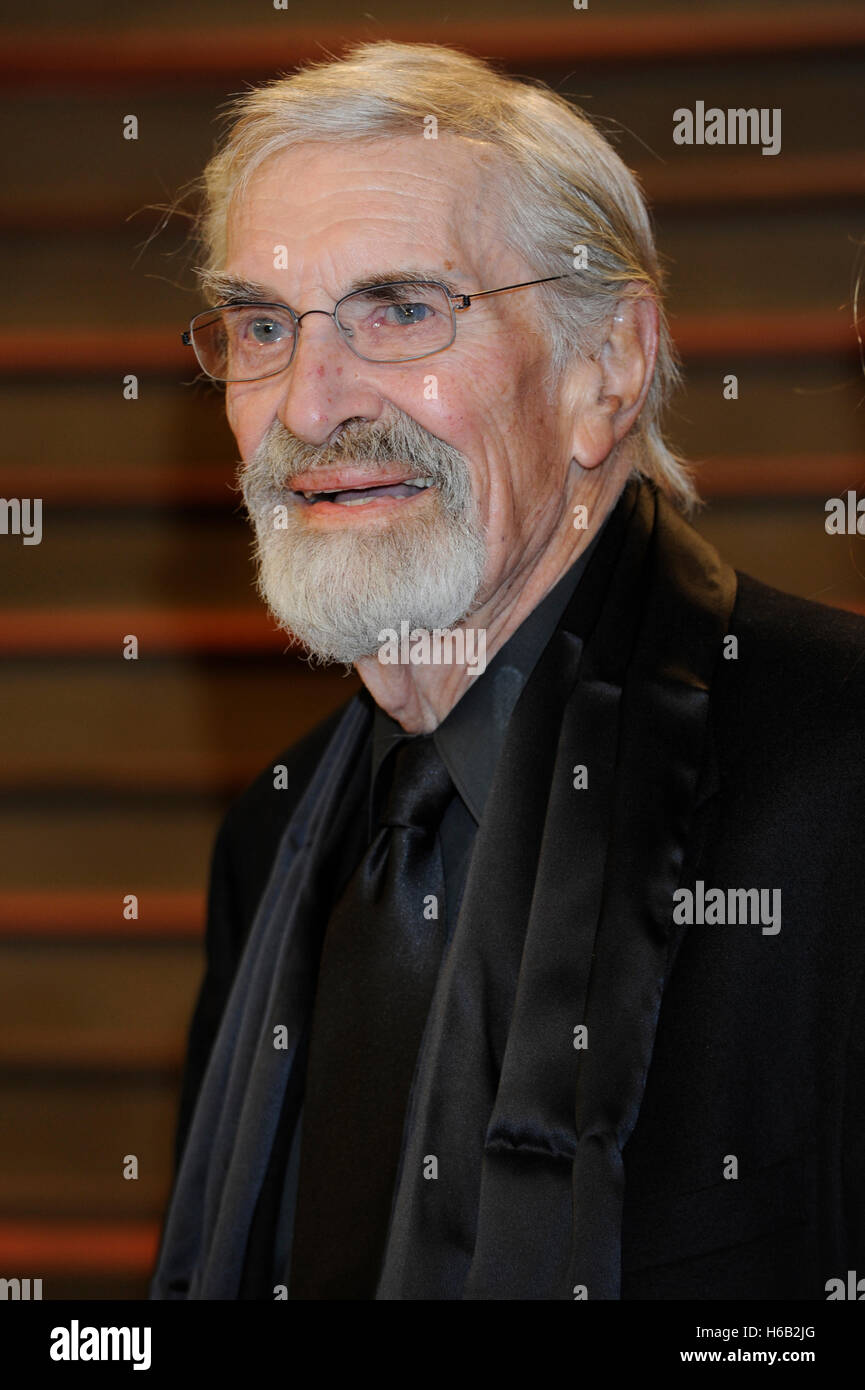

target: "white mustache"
[261,418,448,480]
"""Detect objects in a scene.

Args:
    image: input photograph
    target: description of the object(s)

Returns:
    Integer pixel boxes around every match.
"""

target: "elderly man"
[151,42,865,1302]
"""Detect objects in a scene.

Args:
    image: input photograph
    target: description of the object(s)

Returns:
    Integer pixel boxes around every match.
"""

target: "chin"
[252,501,487,667]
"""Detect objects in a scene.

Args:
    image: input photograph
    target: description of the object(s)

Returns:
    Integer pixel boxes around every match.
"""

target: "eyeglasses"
[181,275,567,382]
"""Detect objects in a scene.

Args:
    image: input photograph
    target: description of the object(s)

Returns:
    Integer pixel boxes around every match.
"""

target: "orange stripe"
[0,312,858,377]
[1,455,863,507]
[0,329,189,373]
[672,310,857,357]
[0,891,203,937]
[3,12,865,84]
[0,1221,158,1271]
[697,455,865,498]
[0,607,294,655]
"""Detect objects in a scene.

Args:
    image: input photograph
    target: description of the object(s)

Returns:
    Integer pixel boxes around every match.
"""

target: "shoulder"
[715,571,865,763]
[725,571,865,705]
[731,571,865,656]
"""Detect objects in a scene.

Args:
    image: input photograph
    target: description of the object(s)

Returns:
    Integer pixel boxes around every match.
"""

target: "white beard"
[238,411,487,665]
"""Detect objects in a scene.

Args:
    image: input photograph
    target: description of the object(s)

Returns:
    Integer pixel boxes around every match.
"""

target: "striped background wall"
[1,0,863,1298]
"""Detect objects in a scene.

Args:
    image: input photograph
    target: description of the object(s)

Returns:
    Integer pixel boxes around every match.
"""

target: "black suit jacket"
[170,482,865,1299]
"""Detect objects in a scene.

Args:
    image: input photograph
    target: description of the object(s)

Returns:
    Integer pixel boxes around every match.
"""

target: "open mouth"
[293,477,436,507]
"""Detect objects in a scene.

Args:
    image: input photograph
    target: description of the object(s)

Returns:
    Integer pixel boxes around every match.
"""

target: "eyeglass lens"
[191,281,456,380]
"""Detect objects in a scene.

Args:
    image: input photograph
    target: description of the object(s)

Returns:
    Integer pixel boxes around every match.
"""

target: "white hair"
[193,40,698,512]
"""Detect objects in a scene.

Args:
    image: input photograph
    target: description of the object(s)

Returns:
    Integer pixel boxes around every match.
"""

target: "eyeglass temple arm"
[451,274,568,310]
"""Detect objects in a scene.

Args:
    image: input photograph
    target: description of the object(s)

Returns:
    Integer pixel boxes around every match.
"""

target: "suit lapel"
[378,480,736,1299]
[563,485,736,1299]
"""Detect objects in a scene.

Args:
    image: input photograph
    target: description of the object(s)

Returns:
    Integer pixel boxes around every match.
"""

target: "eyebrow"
[197,269,272,303]
[196,267,464,305]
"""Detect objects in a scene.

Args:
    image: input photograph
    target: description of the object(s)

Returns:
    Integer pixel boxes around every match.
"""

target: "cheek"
[226,386,271,459]
[416,390,526,525]
[225,386,244,444]
[405,357,499,453]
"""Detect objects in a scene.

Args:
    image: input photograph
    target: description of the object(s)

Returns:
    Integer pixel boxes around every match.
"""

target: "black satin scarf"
[150,709,373,1299]
[150,479,736,1301]
[376,480,736,1299]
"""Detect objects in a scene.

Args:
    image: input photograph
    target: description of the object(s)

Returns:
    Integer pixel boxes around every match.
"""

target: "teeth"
[300,477,435,501]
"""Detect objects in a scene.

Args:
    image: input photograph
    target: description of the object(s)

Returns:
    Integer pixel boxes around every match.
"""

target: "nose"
[274,308,384,445]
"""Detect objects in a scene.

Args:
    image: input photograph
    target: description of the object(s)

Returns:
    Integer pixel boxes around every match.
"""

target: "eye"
[383,301,434,326]
[335,283,452,359]
[223,305,294,347]
[248,315,289,345]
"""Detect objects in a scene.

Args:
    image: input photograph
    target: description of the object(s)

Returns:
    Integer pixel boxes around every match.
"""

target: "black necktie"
[289,734,454,1299]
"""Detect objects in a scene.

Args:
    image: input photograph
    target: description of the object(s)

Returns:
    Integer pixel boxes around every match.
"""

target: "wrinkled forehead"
[224,133,514,282]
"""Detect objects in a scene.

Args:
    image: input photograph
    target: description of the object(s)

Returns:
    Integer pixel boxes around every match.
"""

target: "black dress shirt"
[369,536,603,944]
[272,531,603,1289]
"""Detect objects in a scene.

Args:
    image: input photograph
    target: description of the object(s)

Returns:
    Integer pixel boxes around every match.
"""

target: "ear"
[564,292,659,470]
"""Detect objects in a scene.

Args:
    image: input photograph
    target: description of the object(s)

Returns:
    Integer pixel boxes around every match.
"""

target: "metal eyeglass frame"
[181,274,568,382]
